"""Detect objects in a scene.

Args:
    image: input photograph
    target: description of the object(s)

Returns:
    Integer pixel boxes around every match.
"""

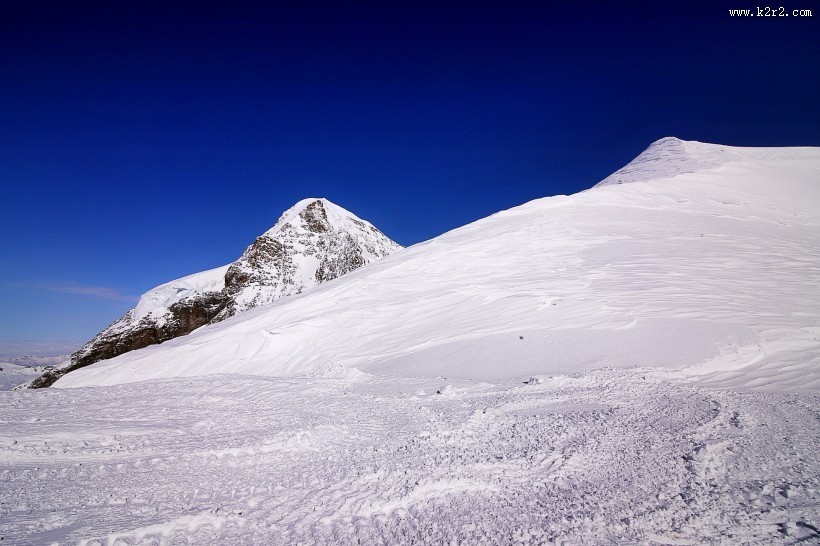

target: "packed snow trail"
[2,370,818,544]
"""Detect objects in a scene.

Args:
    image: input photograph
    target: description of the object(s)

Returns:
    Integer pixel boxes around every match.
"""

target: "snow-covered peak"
[593,137,736,188]
[267,197,328,235]
[28,198,402,388]
[223,197,402,311]
[263,198,385,240]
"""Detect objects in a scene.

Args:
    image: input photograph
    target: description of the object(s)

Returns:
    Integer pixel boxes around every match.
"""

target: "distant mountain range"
[29,198,401,388]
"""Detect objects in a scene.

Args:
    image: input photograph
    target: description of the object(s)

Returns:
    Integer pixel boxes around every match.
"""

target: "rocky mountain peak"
[221,198,400,316]
[28,198,402,388]
[298,199,330,233]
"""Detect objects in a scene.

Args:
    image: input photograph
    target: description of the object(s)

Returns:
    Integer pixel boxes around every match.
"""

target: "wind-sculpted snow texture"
[58,138,820,393]
[2,370,819,544]
[6,138,820,544]
[592,136,729,188]
[28,199,401,387]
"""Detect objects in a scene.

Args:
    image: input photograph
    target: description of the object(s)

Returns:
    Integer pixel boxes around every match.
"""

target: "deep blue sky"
[1,1,818,345]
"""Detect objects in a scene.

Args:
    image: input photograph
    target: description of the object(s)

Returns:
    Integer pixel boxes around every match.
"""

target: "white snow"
[593,136,732,187]
[3,138,820,544]
[2,370,818,543]
[263,197,388,251]
[56,139,820,393]
[130,265,230,324]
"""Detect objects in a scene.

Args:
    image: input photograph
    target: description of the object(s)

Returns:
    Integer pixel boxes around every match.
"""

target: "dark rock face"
[300,200,329,233]
[315,233,366,282]
[224,236,285,296]
[29,293,229,388]
[168,293,229,334]
[30,198,402,388]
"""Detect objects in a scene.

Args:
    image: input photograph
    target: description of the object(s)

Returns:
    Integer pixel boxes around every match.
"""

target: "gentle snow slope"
[56,139,820,391]
[5,370,819,544]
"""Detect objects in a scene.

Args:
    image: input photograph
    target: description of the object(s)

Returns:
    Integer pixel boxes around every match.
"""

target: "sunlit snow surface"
[3,138,820,543]
[2,371,819,543]
[57,139,820,392]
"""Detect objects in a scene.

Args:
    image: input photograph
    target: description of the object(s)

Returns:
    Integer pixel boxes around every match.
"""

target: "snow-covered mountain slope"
[32,198,401,388]
[56,138,820,391]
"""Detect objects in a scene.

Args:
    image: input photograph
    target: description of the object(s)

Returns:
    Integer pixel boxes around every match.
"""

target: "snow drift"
[55,138,820,391]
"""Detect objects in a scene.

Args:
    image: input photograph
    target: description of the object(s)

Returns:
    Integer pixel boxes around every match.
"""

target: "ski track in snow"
[2,370,818,545]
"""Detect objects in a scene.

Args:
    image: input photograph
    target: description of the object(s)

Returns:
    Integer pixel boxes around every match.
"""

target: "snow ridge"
[593,137,734,187]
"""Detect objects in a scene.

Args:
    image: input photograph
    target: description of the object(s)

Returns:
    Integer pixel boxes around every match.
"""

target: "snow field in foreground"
[2,369,818,544]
